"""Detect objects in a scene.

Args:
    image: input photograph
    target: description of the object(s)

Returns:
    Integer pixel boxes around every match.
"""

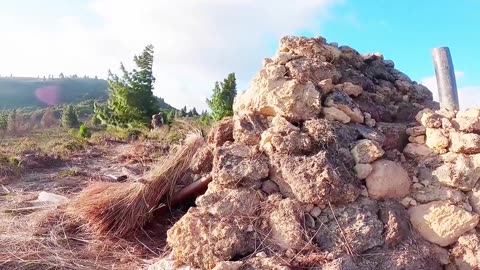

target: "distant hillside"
[0,77,175,112]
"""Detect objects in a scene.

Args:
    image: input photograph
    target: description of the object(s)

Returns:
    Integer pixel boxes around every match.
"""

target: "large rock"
[425,128,449,151]
[208,118,234,147]
[354,163,373,180]
[452,232,480,270]
[366,160,411,200]
[233,73,321,122]
[196,188,261,217]
[351,139,385,164]
[260,116,312,155]
[212,143,269,187]
[335,82,363,97]
[315,198,384,255]
[324,91,364,123]
[285,57,341,85]
[416,109,442,128]
[408,200,479,246]
[432,154,480,191]
[406,126,426,136]
[450,131,480,154]
[267,197,306,250]
[453,109,480,132]
[190,146,213,174]
[269,151,359,206]
[167,210,254,269]
[232,113,269,146]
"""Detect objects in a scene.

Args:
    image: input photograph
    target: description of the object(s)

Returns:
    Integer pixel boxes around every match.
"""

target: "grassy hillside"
[0,77,175,112]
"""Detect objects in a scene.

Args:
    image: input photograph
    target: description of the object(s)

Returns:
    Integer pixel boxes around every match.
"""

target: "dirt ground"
[0,129,181,269]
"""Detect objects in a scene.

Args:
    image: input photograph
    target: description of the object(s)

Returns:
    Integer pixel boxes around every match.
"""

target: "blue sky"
[0,0,478,110]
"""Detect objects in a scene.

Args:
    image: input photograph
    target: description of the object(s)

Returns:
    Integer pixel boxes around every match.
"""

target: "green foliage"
[0,112,7,131]
[78,124,92,139]
[7,109,16,132]
[95,44,160,127]
[166,110,175,125]
[61,105,79,128]
[206,73,237,121]
[199,110,213,127]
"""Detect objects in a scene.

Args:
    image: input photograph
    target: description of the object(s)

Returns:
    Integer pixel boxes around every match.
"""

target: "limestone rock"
[425,128,449,151]
[285,58,341,85]
[432,154,480,191]
[212,261,243,270]
[409,135,426,144]
[416,109,442,128]
[167,210,253,269]
[315,198,384,255]
[366,160,411,200]
[436,108,457,119]
[453,109,480,132]
[354,163,373,180]
[233,75,321,122]
[450,131,480,154]
[406,126,426,136]
[412,185,466,204]
[468,185,480,214]
[403,143,436,158]
[452,232,480,270]
[323,107,351,123]
[279,36,341,62]
[336,82,363,97]
[213,144,269,188]
[196,188,261,217]
[408,200,479,246]
[324,91,364,123]
[260,116,313,155]
[233,113,269,146]
[190,146,213,174]
[269,151,359,206]
[267,198,306,250]
[208,118,234,147]
[351,139,385,164]
[319,78,335,95]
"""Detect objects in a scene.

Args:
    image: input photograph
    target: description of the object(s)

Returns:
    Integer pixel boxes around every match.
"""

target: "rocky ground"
[152,36,480,270]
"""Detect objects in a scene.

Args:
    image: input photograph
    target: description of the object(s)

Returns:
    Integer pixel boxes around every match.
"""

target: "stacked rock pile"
[150,36,479,270]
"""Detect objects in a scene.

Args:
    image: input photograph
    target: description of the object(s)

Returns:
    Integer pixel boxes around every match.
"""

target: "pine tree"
[0,112,8,131]
[191,107,199,116]
[206,73,237,121]
[61,105,79,128]
[7,109,16,133]
[180,106,187,117]
[166,110,175,125]
[94,44,159,127]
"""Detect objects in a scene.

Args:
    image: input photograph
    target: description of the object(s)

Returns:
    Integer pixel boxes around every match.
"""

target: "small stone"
[261,180,280,195]
[360,185,369,197]
[351,139,385,164]
[256,252,267,258]
[409,199,418,206]
[402,95,409,102]
[442,118,453,129]
[262,58,273,67]
[468,186,480,214]
[413,183,424,189]
[416,109,442,128]
[336,82,363,97]
[365,118,376,127]
[322,107,351,124]
[305,213,316,228]
[406,126,426,136]
[400,197,413,207]
[403,143,436,158]
[436,108,457,119]
[310,207,322,217]
[409,135,426,144]
[425,128,449,151]
[319,78,334,95]
[304,203,314,212]
[324,91,364,123]
[354,163,373,180]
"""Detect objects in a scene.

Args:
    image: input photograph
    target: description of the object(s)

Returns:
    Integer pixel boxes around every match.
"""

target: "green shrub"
[78,124,92,139]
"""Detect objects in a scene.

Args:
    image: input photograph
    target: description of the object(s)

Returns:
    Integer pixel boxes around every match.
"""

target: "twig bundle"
[66,134,204,237]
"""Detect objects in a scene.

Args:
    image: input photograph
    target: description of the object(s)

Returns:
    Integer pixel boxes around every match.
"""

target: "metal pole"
[432,47,459,111]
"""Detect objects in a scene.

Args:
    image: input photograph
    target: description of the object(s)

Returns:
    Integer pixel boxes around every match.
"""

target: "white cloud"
[0,0,342,110]
[421,71,480,110]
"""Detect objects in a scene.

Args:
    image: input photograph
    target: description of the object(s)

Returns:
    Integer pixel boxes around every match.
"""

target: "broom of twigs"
[66,133,205,238]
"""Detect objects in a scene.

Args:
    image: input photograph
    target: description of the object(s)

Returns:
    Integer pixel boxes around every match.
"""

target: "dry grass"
[66,133,204,237]
[0,208,162,270]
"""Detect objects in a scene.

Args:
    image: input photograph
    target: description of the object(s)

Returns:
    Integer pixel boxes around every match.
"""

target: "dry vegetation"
[0,119,209,269]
